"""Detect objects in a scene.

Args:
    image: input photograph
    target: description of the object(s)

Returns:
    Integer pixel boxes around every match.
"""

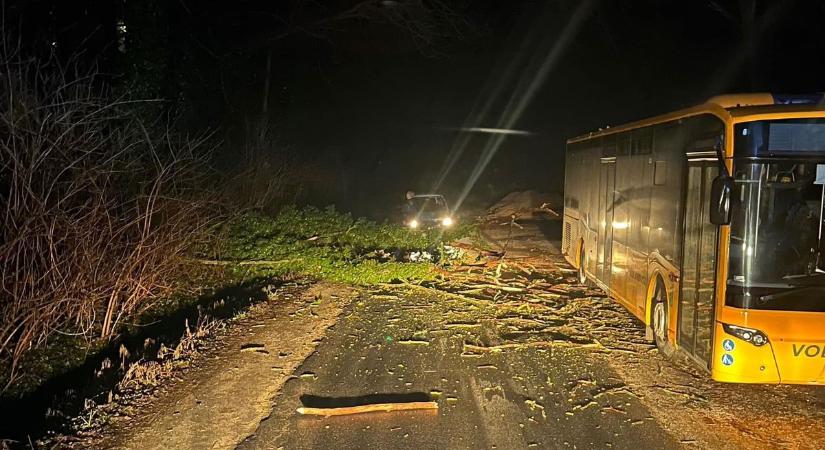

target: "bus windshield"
[728,160,825,309]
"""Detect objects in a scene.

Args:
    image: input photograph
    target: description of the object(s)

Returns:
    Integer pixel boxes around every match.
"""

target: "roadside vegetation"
[214,207,474,285]
[0,54,471,400]
[0,51,214,395]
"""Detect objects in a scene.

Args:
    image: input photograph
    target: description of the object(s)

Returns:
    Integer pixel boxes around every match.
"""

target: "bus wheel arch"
[650,276,674,357]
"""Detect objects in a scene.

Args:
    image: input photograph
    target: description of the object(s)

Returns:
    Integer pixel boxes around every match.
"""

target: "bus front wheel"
[652,283,673,357]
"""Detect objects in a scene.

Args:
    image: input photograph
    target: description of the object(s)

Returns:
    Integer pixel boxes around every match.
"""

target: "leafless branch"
[0,41,220,389]
[268,0,474,52]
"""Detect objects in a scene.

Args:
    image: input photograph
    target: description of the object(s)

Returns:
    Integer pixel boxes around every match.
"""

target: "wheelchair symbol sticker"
[722,354,734,366]
[722,339,735,352]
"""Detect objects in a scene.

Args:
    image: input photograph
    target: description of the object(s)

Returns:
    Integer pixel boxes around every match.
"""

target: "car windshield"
[728,161,825,290]
[406,196,448,219]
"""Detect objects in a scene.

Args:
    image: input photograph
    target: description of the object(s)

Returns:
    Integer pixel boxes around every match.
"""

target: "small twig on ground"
[193,258,302,266]
[470,283,524,293]
[463,340,603,353]
[538,203,560,217]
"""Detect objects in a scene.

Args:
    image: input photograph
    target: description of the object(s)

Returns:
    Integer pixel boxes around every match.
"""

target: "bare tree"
[275,0,473,49]
[709,0,759,88]
[256,0,473,114]
[708,0,795,90]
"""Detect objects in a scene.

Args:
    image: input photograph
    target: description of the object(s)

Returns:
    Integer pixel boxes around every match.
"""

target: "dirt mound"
[486,191,562,221]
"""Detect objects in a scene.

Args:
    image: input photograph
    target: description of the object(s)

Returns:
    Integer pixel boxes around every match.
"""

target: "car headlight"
[442,217,454,227]
[408,219,419,229]
[722,323,769,347]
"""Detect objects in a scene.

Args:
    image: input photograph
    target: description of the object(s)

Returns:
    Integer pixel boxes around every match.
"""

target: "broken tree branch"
[297,401,439,416]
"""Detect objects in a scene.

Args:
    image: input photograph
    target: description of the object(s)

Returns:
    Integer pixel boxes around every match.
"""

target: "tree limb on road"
[297,401,439,416]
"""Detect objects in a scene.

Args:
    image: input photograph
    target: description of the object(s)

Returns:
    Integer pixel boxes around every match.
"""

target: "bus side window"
[618,136,631,156]
[631,132,653,156]
[654,161,667,186]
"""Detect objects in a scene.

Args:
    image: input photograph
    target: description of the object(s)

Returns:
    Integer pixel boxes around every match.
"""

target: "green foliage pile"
[218,206,472,285]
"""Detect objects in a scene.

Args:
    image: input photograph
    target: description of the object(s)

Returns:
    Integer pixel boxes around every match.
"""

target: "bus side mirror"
[710,175,733,225]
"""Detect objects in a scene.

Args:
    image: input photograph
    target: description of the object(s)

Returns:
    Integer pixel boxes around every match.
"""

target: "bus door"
[598,157,616,285]
[679,156,719,368]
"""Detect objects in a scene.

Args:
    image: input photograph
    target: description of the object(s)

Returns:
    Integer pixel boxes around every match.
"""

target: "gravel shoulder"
[101,282,358,450]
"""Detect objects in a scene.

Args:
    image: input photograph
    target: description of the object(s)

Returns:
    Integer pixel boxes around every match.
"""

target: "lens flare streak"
[450,0,596,211]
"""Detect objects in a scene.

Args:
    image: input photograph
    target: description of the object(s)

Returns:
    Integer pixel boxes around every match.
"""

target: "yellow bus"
[562,93,825,384]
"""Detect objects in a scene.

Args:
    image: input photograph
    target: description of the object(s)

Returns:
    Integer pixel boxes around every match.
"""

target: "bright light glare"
[450,0,595,212]
[442,217,454,227]
[408,219,419,229]
[450,127,533,136]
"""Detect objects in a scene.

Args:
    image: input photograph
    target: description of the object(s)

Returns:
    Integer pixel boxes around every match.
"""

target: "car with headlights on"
[402,193,455,229]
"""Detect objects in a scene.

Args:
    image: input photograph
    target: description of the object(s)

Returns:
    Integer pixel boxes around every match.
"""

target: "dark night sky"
[271,0,825,215]
[9,0,825,216]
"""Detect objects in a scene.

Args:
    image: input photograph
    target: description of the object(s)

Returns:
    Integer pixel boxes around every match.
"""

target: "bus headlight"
[408,219,419,229]
[442,217,454,227]
[722,323,769,347]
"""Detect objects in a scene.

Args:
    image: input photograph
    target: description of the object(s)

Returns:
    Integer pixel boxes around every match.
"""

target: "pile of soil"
[485,190,562,221]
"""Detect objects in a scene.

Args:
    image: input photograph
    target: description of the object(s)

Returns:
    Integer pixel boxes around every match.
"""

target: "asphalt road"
[239,272,678,449]
[97,219,825,450]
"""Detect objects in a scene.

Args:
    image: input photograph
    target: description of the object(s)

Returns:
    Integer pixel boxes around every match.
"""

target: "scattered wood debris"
[463,340,603,353]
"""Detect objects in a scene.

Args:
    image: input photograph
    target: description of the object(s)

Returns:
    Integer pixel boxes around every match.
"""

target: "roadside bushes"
[215,206,471,284]
[0,53,215,388]
[222,206,435,257]
[216,118,303,213]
